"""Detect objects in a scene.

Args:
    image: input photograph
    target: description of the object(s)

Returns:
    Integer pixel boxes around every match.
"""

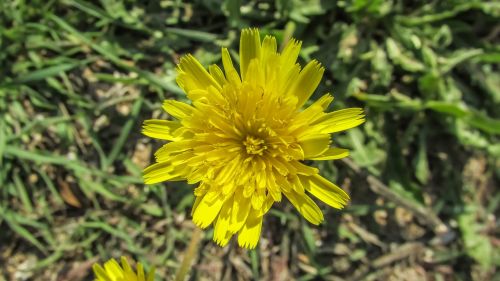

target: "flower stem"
[174,227,203,281]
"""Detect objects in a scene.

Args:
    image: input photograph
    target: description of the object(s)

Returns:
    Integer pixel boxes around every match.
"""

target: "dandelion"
[143,28,365,249]
[92,257,155,281]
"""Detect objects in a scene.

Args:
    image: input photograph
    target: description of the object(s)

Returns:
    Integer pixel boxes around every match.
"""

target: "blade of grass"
[13,175,34,213]
[11,59,94,84]
[0,119,5,166]
[80,221,140,253]
[48,14,183,95]
[103,97,143,169]
[165,27,218,42]
[6,116,72,142]
[78,178,128,202]
[0,207,47,254]
[397,2,490,26]
[4,146,141,188]
[63,0,113,21]
[249,249,259,280]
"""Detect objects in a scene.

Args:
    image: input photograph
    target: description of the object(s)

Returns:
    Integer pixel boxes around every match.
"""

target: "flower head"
[143,28,365,249]
[93,257,155,281]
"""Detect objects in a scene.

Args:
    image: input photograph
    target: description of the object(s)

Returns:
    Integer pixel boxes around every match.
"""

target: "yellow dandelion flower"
[93,257,155,281]
[143,28,365,249]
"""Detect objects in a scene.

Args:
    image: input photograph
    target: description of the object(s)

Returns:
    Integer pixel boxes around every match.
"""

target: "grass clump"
[0,0,499,280]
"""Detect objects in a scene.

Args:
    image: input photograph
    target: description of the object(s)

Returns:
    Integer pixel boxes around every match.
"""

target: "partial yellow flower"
[143,28,365,249]
[93,257,155,281]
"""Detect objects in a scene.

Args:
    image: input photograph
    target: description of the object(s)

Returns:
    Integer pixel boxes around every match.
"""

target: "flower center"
[243,135,267,155]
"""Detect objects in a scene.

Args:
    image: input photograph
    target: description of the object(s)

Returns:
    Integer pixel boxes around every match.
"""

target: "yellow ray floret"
[143,28,365,249]
[93,257,155,281]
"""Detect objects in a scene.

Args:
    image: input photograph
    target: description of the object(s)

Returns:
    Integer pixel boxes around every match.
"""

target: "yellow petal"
[237,209,263,249]
[176,54,220,92]
[192,192,225,228]
[306,147,349,160]
[280,63,301,99]
[288,60,324,108]
[256,193,276,217]
[245,58,264,87]
[313,108,365,134]
[261,35,277,58]
[266,171,282,202]
[288,174,304,194]
[273,171,293,192]
[314,108,364,124]
[213,200,233,246]
[143,162,185,184]
[217,156,242,189]
[191,194,203,216]
[208,64,227,86]
[187,165,210,185]
[294,93,334,125]
[162,100,194,120]
[136,263,145,281]
[146,267,156,281]
[251,189,265,210]
[280,38,302,73]
[314,93,334,110]
[239,28,261,80]
[221,47,241,85]
[283,189,324,225]
[103,259,124,280]
[229,189,251,233]
[154,141,193,162]
[300,174,350,209]
[93,264,113,281]
[289,161,319,176]
[142,119,181,140]
[260,35,277,74]
[186,89,209,101]
[323,118,365,134]
[120,257,134,276]
[298,134,330,158]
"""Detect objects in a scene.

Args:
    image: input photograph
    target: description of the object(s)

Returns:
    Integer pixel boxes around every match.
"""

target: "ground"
[0,1,499,280]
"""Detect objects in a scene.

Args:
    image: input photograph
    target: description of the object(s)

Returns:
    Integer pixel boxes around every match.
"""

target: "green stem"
[174,227,203,281]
